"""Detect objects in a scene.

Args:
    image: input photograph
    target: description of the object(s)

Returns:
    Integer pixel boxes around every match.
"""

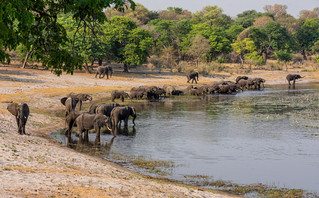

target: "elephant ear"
[7,103,19,116]
[131,107,136,116]
[60,97,67,106]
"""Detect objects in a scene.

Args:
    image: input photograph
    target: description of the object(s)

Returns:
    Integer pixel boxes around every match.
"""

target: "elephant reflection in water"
[68,135,116,154]
[113,126,136,137]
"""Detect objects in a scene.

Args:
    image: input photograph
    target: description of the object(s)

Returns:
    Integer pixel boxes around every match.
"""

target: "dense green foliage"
[1,1,319,74]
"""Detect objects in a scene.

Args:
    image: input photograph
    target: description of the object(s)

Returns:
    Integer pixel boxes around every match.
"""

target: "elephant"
[253,78,266,89]
[172,90,184,95]
[237,79,249,89]
[110,106,136,131]
[7,103,30,135]
[189,88,202,96]
[129,90,145,99]
[111,90,130,102]
[187,72,199,84]
[163,85,176,96]
[286,74,303,87]
[65,111,81,138]
[217,84,238,94]
[74,113,113,143]
[88,103,104,114]
[67,93,92,111]
[96,103,120,117]
[235,76,249,83]
[95,66,113,79]
[64,97,79,117]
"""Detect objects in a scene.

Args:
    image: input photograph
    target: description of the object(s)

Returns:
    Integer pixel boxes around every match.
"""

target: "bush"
[315,56,319,63]
[244,52,264,66]
[216,57,226,63]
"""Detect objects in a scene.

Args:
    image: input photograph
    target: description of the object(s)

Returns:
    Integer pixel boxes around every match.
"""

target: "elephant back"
[7,103,19,116]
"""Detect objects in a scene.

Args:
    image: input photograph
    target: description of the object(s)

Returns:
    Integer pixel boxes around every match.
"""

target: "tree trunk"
[302,50,307,60]
[21,49,33,69]
[83,62,91,74]
[123,63,129,72]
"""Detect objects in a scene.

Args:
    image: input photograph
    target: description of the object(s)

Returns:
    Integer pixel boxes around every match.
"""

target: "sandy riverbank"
[0,65,317,197]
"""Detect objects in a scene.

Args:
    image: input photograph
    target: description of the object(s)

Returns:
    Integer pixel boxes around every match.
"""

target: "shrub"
[315,56,319,63]
[244,52,264,66]
[216,57,226,63]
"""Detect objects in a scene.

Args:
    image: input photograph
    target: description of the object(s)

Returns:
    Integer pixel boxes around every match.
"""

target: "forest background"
[1,1,319,76]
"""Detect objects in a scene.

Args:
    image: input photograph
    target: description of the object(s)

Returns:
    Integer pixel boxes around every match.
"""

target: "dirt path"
[0,65,317,197]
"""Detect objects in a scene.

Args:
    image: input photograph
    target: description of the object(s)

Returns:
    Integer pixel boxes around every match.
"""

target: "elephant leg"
[121,96,124,102]
[124,118,128,127]
[78,129,83,143]
[84,130,89,142]
[95,72,98,78]
[95,127,101,145]
[79,101,82,111]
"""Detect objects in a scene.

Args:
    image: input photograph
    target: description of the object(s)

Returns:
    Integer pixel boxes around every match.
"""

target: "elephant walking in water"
[7,103,30,135]
[75,113,113,144]
[110,106,136,135]
[187,72,199,84]
[286,74,303,87]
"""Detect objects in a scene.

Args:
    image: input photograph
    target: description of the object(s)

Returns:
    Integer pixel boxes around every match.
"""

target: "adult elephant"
[67,93,92,111]
[65,111,81,138]
[75,113,113,143]
[95,66,113,79]
[110,106,136,131]
[163,85,176,96]
[187,72,199,84]
[286,74,303,87]
[7,103,30,135]
[64,97,79,117]
[96,103,120,117]
[111,90,130,102]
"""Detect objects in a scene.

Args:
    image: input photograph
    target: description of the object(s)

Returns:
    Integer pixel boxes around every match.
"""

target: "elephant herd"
[6,73,303,137]
[60,94,136,144]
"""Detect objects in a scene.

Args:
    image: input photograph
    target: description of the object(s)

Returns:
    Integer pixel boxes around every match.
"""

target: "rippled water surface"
[52,84,319,194]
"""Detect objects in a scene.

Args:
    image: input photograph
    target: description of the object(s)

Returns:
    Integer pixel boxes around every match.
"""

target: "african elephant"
[67,93,92,111]
[111,90,130,102]
[75,113,113,143]
[187,72,199,84]
[172,90,184,95]
[163,85,176,96]
[64,97,79,117]
[110,106,136,131]
[95,66,113,79]
[253,78,266,89]
[286,74,303,87]
[129,90,145,99]
[235,76,249,83]
[7,103,30,135]
[189,88,202,96]
[88,103,104,114]
[96,103,120,117]
[237,79,249,89]
[65,111,81,138]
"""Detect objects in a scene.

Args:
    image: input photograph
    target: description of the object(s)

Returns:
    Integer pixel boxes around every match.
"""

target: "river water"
[52,84,319,194]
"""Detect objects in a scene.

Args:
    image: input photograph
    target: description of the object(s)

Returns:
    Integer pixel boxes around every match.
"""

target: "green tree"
[0,0,135,75]
[276,50,292,70]
[232,38,256,65]
[295,18,319,59]
[186,35,210,66]
[104,16,153,72]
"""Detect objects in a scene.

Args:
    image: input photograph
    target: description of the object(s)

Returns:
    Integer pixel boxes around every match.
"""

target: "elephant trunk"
[132,116,136,126]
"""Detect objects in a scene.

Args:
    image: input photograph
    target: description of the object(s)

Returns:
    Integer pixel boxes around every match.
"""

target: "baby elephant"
[111,90,130,102]
[75,113,113,143]
[7,103,30,135]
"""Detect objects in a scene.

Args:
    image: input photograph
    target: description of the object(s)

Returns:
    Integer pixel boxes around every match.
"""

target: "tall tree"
[295,18,319,59]
[0,0,135,75]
